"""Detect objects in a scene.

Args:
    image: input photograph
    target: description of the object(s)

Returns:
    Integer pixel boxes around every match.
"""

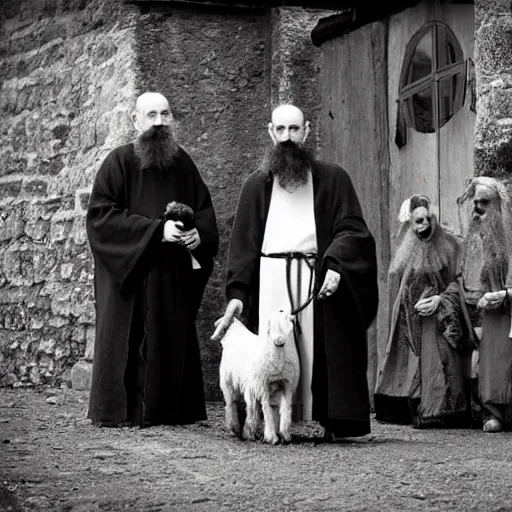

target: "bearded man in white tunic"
[215,105,379,440]
[259,105,322,421]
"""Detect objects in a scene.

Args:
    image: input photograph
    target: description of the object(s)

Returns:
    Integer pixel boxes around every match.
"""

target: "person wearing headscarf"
[374,194,469,428]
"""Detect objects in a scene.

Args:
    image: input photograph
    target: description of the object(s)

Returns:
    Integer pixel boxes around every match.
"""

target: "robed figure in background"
[452,177,512,432]
[375,194,469,428]
[86,92,218,427]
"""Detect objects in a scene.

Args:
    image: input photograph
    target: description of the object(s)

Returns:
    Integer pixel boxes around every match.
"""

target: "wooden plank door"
[436,2,475,236]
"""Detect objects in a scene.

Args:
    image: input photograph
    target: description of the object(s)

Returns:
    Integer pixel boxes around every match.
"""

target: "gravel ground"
[1,387,512,512]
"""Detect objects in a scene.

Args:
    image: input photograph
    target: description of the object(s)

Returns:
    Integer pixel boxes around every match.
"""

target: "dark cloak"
[225,161,379,436]
[86,143,218,425]
[374,222,468,426]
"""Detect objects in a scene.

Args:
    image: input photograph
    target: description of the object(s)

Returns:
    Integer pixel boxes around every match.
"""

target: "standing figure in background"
[375,194,469,428]
[213,104,378,441]
[455,177,512,433]
[86,92,218,427]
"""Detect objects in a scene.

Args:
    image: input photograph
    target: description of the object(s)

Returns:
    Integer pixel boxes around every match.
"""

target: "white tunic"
[259,173,317,421]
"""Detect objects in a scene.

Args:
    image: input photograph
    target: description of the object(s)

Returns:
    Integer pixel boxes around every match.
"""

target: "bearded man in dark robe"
[86,92,218,427]
[374,194,469,428]
[454,177,512,432]
[212,104,378,441]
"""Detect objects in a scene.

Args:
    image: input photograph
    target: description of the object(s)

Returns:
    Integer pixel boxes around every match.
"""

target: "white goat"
[218,311,300,444]
[218,312,300,444]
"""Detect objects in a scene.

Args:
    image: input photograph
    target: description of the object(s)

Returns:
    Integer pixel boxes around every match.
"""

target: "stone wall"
[0,0,138,388]
[474,0,512,177]
[270,7,330,154]
[0,0,329,399]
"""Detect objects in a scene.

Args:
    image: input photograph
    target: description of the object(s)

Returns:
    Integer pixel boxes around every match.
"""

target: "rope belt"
[261,251,319,315]
[261,251,319,359]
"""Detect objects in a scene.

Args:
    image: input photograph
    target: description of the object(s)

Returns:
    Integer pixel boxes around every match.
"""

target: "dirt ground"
[1,388,512,512]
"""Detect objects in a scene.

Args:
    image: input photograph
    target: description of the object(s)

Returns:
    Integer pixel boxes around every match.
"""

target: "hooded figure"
[375,194,469,427]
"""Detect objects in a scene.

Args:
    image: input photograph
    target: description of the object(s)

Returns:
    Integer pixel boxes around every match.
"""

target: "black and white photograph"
[1,0,512,510]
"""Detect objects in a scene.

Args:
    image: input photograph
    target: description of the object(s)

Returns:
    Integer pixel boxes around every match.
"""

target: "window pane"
[438,71,464,128]
[406,29,433,84]
[405,86,434,133]
[437,25,459,69]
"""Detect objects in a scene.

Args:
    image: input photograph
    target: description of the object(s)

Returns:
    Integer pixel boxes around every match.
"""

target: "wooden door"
[388,0,475,242]
[437,2,475,236]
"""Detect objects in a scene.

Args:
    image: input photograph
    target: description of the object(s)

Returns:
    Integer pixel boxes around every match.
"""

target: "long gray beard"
[463,208,510,291]
[133,125,180,172]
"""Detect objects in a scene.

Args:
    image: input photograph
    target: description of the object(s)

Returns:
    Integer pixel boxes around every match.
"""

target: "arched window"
[396,22,466,144]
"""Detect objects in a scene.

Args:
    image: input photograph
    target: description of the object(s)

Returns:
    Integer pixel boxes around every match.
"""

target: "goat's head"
[266,310,295,347]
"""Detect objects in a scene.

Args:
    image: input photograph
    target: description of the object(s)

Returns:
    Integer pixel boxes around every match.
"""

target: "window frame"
[398,21,465,134]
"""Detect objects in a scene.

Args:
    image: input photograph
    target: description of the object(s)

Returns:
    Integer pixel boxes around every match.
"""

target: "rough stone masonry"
[0,0,328,397]
[474,0,512,178]
[0,0,139,389]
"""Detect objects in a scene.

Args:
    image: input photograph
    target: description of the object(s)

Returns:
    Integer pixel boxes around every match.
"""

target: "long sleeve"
[184,152,219,265]
[86,148,164,293]
[225,171,269,306]
[320,169,379,330]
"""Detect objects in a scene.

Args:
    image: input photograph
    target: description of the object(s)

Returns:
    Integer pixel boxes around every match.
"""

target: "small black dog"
[163,201,195,231]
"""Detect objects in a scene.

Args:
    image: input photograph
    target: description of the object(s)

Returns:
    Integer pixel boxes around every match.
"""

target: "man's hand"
[317,269,341,300]
[211,299,243,341]
[178,227,201,251]
[478,290,507,310]
[163,220,184,242]
[414,295,441,316]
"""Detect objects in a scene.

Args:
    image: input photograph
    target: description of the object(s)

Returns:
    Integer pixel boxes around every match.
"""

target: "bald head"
[132,92,173,134]
[269,104,310,145]
[135,92,169,112]
[271,104,304,125]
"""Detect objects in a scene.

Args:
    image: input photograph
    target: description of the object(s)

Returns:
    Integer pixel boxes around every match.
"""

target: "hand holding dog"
[163,220,185,242]
[178,227,201,250]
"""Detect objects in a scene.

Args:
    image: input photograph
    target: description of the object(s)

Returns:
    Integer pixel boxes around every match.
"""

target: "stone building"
[1,0,511,401]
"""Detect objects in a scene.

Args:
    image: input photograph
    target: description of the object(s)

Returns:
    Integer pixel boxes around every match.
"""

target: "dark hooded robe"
[86,143,218,426]
[225,161,379,437]
[374,217,469,427]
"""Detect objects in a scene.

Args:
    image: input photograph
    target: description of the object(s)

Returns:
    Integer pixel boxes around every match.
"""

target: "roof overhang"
[311,0,474,46]
[125,0,351,11]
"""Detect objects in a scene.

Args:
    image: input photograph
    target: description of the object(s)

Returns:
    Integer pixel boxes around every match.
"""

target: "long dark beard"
[463,207,510,291]
[262,140,312,190]
[133,125,180,172]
